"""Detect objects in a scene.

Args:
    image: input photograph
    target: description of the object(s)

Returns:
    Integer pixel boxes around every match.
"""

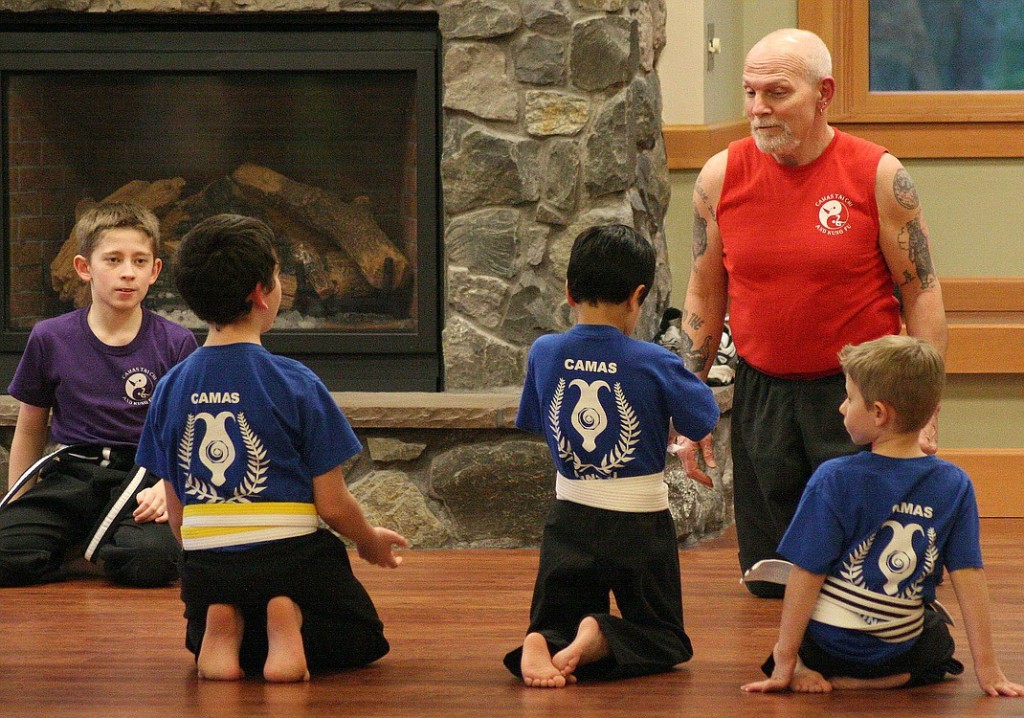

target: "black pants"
[504,500,692,682]
[182,530,389,676]
[762,609,963,687]
[732,360,860,598]
[0,449,179,588]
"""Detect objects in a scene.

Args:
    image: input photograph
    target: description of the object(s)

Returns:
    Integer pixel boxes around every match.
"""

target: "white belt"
[555,472,669,513]
[181,501,319,550]
[811,576,925,643]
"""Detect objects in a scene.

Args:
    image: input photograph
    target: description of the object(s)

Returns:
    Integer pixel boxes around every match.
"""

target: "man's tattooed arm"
[893,168,920,211]
[692,209,708,261]
[897,216,936,290]
[678,309,711,374]
[695,179,717,221]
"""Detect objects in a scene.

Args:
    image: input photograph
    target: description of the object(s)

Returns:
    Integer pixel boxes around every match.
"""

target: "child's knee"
[99,544,179,587]
[0,542,58,587]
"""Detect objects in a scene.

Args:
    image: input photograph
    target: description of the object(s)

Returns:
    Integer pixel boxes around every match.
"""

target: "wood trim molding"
[942,277,1024,374]
[938,449,1024,518]
[832,122,1024,159]
[663,120,747,170]
[942,277,1024,313]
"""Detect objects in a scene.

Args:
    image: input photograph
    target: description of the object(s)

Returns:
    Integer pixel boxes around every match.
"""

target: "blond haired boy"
[743,335,1023,696]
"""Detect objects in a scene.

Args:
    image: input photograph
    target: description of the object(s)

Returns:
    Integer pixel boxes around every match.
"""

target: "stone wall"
[0,0,673,391]
[0,389,734,548]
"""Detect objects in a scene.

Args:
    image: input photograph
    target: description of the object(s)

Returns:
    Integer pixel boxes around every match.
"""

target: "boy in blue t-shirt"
[743,335,1023,697]
[0,201,197,587]
[136,214,407,682]
[503,224,720,687]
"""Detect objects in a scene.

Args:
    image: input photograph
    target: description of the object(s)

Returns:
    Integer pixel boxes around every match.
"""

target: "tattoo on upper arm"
[692,210,708,261]
[897,216,936,289]
[893,168,920,211]
[695,181,716,221]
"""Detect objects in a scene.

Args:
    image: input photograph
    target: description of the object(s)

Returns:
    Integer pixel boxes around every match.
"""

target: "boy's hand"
[976,665,1024,697]
[133,484,168,524]
[741,643,795,693]
[357,527,409,568]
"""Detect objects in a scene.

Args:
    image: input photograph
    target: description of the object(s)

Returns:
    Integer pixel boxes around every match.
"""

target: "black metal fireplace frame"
[0,11,443,391]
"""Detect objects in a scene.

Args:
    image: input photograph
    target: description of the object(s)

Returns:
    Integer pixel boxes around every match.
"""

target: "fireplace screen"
[1,15,440,390]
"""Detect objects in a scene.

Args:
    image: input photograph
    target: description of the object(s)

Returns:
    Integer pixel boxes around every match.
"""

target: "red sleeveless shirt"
[717,130,901,379]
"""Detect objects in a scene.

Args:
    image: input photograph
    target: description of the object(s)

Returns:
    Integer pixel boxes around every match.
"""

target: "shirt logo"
[814,193,853,236]
[123,367,158,406]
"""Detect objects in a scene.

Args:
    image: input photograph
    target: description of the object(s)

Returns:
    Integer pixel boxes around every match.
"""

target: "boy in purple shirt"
[0,201,197,587]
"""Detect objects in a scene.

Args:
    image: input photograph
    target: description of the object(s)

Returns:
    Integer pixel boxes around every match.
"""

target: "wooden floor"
[2,521,1024,718]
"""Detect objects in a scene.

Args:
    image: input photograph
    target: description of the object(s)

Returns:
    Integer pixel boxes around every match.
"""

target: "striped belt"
[181,501,319,550]
[555,472,669,513]
[811,575,925,643]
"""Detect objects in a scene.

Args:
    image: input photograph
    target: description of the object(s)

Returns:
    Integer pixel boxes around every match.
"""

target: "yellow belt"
[181,502,319,550]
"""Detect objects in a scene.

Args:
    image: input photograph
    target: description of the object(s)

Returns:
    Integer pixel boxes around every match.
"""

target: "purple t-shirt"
[8,308,197,447]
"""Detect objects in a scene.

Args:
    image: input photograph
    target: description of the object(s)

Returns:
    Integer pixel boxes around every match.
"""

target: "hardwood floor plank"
[1,521,1022,717]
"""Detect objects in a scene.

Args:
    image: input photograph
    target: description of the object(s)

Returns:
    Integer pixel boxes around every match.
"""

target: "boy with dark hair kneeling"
[743,335,1023,696]
[136,214,407,682]
[504,224,719,687]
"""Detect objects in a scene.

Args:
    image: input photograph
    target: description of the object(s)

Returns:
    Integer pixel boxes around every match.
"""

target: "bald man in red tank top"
[677,29,948,598]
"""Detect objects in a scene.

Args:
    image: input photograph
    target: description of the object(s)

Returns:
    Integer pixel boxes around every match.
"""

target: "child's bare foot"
[830,672,910,690]
[197,604,245,681]
[789,657,833,693]
[521,633,567,688]
[551,616,609,681]
[264,596,310,683]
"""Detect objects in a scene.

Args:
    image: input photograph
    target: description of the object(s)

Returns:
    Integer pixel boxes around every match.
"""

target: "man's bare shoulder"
[875,152,922,216]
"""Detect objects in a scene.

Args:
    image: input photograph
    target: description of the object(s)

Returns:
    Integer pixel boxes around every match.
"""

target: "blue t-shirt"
[8,308,197,446]
[517,324,719,481]
[136,343,363,513]
[779,452,983,663]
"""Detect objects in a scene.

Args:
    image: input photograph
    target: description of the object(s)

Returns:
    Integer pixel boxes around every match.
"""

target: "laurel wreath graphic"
[181,412,269,504]
[231,413,268,502]
[841,534,875,587]
[841,526,939,606]
[548,379,639,480]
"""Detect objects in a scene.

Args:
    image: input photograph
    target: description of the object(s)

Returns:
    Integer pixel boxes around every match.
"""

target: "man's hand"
[670,433,716,487]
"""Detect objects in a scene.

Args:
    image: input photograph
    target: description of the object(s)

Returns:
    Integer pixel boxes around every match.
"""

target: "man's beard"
[751,121,797,154]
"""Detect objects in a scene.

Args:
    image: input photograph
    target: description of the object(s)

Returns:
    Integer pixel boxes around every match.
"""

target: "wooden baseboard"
[938,449,1024,517]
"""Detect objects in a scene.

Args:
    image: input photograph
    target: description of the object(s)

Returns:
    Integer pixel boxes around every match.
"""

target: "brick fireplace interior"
[0,13,442,390]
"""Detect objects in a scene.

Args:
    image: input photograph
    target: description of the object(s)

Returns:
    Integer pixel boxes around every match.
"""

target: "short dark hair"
[566,224,655,305]
[174,214,278,327]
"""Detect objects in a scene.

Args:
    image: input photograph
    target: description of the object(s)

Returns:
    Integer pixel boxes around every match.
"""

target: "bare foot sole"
[831,673,911,690]
[264,596,310,683]
[197,604,245,681]
[789,660,833,694]
[551,616,609,681]
[521,633,567,688]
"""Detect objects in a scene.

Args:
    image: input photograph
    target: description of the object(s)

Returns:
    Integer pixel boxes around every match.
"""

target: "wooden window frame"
[799,0,1024,157]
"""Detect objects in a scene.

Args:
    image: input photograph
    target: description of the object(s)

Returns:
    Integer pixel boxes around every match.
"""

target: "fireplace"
[0,12,441,391]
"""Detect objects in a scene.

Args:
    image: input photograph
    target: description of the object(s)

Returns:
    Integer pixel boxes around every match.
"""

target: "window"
[799,0,1024,157]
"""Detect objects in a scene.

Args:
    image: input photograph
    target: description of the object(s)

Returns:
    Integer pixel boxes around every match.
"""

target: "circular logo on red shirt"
[815,194,854,236]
